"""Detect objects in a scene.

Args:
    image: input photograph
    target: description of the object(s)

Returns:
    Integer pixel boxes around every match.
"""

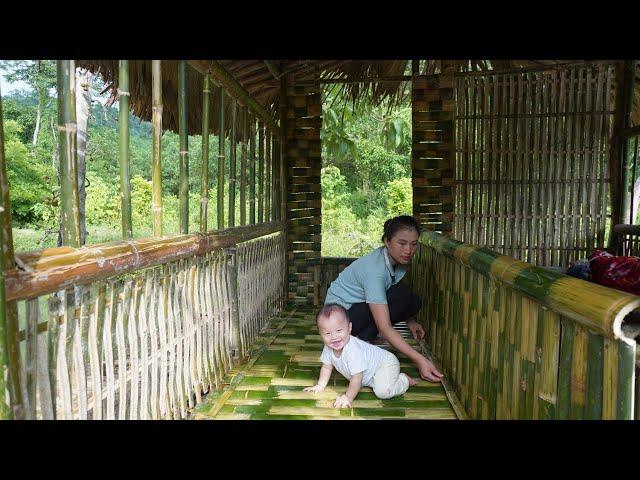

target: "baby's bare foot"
[406,375,418,386]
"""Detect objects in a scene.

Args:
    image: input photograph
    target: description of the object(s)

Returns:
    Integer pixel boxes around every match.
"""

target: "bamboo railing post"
[118,60,133,239]
[57,60,81,247]
[0,89,14,419]
[229,99,237,228]
[178,60,189,234]
[249,116,256,224]
[200,74,211,234]
[240,106,248,225]
[225,247,241,362]
[217,87,225,230]
[151,60,163,237]
[258,121,264,223]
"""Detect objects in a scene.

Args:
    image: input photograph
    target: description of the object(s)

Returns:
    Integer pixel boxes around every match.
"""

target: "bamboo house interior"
[0,59,639,420]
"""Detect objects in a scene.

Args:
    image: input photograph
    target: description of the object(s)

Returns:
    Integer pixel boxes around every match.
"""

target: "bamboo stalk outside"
[178,60,189,235]
[151,60,163,237]
[118,60,133,239]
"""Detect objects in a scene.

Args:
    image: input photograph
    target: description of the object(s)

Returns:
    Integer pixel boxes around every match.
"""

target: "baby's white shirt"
[320,335,391,387]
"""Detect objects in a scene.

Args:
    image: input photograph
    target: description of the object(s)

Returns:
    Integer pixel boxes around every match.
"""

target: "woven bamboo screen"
[285,76,323,305]
[9,231,285,420]
[453,64,616,267]
[312,257,355,307]
[409,231,639,420]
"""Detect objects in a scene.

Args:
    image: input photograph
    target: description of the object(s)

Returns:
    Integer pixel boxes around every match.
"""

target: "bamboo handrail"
[421,231,640,344]
[6,221,285,302]
[613,224,640,235]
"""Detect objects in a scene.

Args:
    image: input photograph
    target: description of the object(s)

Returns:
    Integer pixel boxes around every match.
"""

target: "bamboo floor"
[190,305,460,420]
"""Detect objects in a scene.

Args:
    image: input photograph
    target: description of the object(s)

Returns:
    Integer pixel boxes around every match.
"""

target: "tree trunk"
[31,89,43,146]
[75,69,91,245]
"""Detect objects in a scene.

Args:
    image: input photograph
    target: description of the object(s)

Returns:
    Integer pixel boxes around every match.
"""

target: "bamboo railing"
[4,224,286,419]
[410,231,640,419]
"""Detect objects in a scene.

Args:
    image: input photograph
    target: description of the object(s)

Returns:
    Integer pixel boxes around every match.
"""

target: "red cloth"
[589,250,640,296]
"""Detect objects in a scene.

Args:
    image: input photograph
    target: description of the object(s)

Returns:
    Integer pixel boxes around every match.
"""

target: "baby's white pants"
[371,352,410,399]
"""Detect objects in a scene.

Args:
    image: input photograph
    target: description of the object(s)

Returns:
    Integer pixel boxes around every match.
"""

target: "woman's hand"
[406,318,425,340]
[304,384,326,393]
[333,394,352,408]
[418,358,444,383]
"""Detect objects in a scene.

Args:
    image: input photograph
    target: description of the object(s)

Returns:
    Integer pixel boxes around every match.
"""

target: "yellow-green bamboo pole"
[258,121,264,223]
[0,88,14,419]
[240,106,248,225]
[178,60,189,235]
[57,60,81,247]
[217,87,225,230]
[229,99,237,228]
[118,60,133,239]
[151,60,163,237]
[200,74,211,234]
[249,116,256,224]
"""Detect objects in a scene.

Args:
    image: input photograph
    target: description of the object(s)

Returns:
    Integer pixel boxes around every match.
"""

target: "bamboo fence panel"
[6,228,286,419]
[311,257,356,307]
[453,64,616,267]
[409,230,640,420]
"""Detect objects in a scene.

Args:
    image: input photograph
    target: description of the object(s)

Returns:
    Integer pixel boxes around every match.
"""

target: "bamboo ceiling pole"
[178,60,189,234]
[0,90,13,419]
[258,121,264,223]
[151,60,163,237]
[217,87,225,230]
[229,99,237,228]
[240,106,248,226]
[118,60,133,239]
[249,116,256,224]
[200,74,211,234]
[57,60,81,247]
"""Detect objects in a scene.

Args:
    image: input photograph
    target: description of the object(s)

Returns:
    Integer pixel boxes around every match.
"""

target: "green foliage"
[385,177,413,217]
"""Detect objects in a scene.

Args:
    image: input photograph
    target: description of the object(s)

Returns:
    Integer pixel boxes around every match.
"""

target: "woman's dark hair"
[381,215,422,242]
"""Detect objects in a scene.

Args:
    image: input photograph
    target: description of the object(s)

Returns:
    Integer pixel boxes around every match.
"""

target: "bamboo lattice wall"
[285,75,322,305]
[312,257,355,307]
[409,231,639,420]
[9,230,285,420]
[453,64,616,267]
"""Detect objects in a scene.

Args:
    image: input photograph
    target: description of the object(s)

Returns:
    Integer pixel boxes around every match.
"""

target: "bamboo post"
[229,99,237,228]
[151,60,163,237]
[217,87,225,230]
[0,89,14,419]
[249,116,256,224]
[118,60,133,239]
[265,131,271,222]
[272,137,280,221]
[57,60,81,247]
[178,60,189,234]
[240,106,248,225]
[225,248,241,362]
[279,75,287,225]
[258,121,264,223]
[200,74,210,234]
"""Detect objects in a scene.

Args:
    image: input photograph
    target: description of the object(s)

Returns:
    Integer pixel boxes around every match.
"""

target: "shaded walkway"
[191,306,460,420]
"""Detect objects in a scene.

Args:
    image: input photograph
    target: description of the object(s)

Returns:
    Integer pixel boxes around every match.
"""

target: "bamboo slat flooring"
[190,305,459,420]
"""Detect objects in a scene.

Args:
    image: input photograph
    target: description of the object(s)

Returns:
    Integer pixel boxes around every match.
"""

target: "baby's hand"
[333,394,352,408]
[303,384,325,393]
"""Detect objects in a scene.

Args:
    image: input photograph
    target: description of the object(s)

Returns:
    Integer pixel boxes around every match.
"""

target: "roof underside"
[76,60,640,135]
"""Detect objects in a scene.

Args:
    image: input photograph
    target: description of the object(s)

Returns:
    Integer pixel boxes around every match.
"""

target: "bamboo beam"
[217,87,225,230]
[57,60,81,247]
[0,89,13,419]
[240,106,248,225]
[178,60,189,234]
[189,60,280,136]
[118,60,133,239]
[151,60,163,237]
[319,75,413,85]
[264,60,281,81]
[5,221,286,302]
[229,99,237,228]
[200,74,211,234]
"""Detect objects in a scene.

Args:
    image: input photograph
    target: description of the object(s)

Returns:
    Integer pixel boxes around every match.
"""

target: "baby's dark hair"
[316,303,349,325]
[381,215,422,243]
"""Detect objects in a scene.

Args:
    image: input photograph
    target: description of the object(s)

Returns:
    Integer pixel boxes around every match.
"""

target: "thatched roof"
[77,60,640,136]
